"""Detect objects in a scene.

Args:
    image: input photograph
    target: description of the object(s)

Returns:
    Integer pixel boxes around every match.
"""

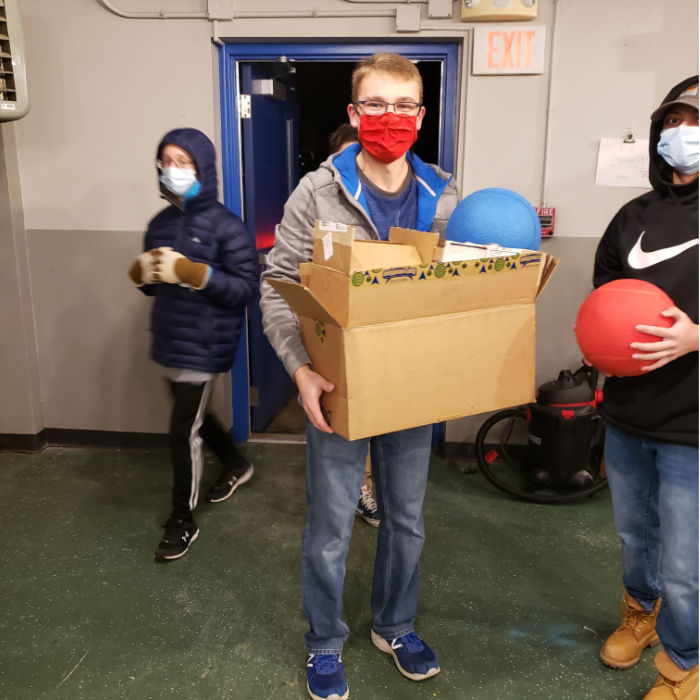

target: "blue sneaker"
[371,629,440,681]
[306,653,349,700]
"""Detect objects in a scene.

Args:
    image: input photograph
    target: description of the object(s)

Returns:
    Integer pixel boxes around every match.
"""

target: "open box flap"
[299,262,312,287]
[388,227,440,264]
[306,256,542,328]
[266,278,341,327]
[312,221,423,272]
[536,255,560,297]
[435,239,559,297]
[349,240,423,270]
[312,223,355,271]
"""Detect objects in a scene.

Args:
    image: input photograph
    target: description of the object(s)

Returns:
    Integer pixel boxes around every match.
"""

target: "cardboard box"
[268,221,558,440]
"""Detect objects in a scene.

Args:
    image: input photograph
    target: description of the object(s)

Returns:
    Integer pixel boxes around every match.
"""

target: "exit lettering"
[487,31,535,70]
[472,25,546,75]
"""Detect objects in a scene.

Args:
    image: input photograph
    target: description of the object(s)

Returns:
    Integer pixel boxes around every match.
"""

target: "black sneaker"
[205,463,254,503]
[355,485,380,528]
[154,516,199,561]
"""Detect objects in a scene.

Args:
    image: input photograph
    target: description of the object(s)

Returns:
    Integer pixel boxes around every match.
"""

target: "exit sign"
[472,25,546,74]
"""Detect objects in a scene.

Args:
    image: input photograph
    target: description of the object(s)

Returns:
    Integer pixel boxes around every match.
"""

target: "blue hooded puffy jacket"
[140,128,258,373]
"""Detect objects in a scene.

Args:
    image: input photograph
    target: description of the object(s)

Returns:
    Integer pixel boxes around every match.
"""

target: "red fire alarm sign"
[537,207,555,237]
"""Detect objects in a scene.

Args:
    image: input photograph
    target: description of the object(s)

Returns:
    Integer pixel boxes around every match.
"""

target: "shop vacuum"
[475,365,608,504]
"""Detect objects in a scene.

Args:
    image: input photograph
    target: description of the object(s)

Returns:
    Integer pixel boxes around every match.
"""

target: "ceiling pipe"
[96,0,396,21]
[231,9,395,18]
[96,0,207,19]
[343,0,427,3]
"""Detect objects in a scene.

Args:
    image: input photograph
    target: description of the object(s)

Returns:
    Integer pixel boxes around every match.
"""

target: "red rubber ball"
[575,279,675,377]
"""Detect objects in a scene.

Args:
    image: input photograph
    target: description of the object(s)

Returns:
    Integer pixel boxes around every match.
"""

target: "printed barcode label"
[322,233,334,261]
[319,221,349,233]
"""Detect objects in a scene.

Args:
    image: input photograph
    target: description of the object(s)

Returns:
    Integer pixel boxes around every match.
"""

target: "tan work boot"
[600,589,661,669]
[643,650,699,699]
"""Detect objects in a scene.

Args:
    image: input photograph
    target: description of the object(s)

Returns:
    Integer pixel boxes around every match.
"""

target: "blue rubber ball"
[445,187,541,251]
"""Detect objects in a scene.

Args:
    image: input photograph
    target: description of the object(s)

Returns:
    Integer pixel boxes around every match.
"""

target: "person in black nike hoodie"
[592,78,699,699]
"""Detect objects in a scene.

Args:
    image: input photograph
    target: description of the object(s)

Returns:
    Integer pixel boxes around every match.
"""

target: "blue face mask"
[159,166,200,198]
[656,124,699,175]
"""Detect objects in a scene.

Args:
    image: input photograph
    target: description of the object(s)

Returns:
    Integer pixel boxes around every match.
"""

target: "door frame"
[219,41,461,443]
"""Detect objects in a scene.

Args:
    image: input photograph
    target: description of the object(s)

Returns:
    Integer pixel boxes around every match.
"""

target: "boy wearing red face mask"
[261,54,458,700]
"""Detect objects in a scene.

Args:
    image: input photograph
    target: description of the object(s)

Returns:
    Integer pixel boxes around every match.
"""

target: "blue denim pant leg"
[302,422,369,653]
[370,424,433,640]
[605,425,699,670]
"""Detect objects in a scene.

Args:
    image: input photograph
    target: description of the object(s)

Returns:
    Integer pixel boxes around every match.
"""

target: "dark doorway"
[220,42,460,443]
[294,60,442,176]
[243,59,445,436]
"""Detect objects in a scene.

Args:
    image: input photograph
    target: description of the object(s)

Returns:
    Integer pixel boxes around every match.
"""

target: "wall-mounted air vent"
[0,0,29,122]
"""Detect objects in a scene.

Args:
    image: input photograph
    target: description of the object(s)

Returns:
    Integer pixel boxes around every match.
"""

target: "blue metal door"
[240,61,299,432]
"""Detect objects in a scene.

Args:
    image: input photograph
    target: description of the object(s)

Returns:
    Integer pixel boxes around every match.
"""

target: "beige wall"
[0,124,42,435]
[18,0,216,233]
[1,0,697,440]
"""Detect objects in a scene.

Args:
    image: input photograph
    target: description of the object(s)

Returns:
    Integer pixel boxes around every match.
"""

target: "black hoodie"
[593,76,699,445]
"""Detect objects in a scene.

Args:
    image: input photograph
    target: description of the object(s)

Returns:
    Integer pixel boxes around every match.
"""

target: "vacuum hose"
[475,406,608,505]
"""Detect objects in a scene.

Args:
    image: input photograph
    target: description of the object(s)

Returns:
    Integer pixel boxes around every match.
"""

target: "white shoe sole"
[354,510,380,528]
[155,528,199,561]
[306,681,349,700]
[370,629,440,681]
[207,464,254,503]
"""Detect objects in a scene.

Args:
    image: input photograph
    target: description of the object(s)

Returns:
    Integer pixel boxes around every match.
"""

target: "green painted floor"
[1,444,658,699]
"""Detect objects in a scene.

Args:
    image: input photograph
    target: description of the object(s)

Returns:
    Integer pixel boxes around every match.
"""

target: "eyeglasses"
[156,158,196,170]
[353,100,422,116]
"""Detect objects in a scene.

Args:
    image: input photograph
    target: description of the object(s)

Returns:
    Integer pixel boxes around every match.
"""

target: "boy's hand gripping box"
[268,221,558,440]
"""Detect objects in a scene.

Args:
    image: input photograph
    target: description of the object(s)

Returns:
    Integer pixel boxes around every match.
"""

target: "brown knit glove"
[128,251,157,286]
[128,259,142,285]
[151,246,210,289]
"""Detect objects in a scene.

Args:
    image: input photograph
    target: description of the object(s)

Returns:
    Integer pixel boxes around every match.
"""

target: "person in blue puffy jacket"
[128,127,258,561]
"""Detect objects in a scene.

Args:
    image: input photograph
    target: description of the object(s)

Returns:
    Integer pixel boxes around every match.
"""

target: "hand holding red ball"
[631,305,699,372]
[575,279,698,377]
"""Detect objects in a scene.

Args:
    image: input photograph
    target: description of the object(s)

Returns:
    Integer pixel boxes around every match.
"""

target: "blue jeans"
[605,425,698,670]
[301,422,433,653]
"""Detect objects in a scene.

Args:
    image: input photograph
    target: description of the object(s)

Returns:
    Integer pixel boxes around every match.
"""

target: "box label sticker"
[322,233,334,261]
[318,221,349,233]
[348,255,532,287]
[382,266,418,283]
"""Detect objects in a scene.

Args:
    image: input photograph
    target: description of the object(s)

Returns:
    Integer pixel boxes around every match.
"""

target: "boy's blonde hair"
[351,53,423,102]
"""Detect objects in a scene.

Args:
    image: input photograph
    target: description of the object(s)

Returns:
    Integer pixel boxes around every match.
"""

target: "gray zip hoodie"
[260,143,460,378]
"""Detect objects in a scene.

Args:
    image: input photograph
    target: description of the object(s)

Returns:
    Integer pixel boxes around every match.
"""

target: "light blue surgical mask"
[159,166,200,198]
[656,124,700,175]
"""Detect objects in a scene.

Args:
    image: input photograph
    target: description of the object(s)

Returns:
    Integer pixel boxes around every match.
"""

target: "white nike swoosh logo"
[627,231,699,269]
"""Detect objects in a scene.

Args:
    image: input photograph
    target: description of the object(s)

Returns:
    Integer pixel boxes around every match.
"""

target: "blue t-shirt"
[359,167,418,240]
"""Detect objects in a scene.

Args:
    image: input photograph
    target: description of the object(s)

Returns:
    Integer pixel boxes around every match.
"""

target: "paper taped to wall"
[595,138,650,188]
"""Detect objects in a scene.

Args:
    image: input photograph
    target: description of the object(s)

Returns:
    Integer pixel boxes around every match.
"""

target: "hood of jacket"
[156,128,218,213]
[328,142,453,232]
[648,75,699,201]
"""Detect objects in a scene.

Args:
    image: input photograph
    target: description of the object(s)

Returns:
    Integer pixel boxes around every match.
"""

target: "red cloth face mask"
[357,112,418,164]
